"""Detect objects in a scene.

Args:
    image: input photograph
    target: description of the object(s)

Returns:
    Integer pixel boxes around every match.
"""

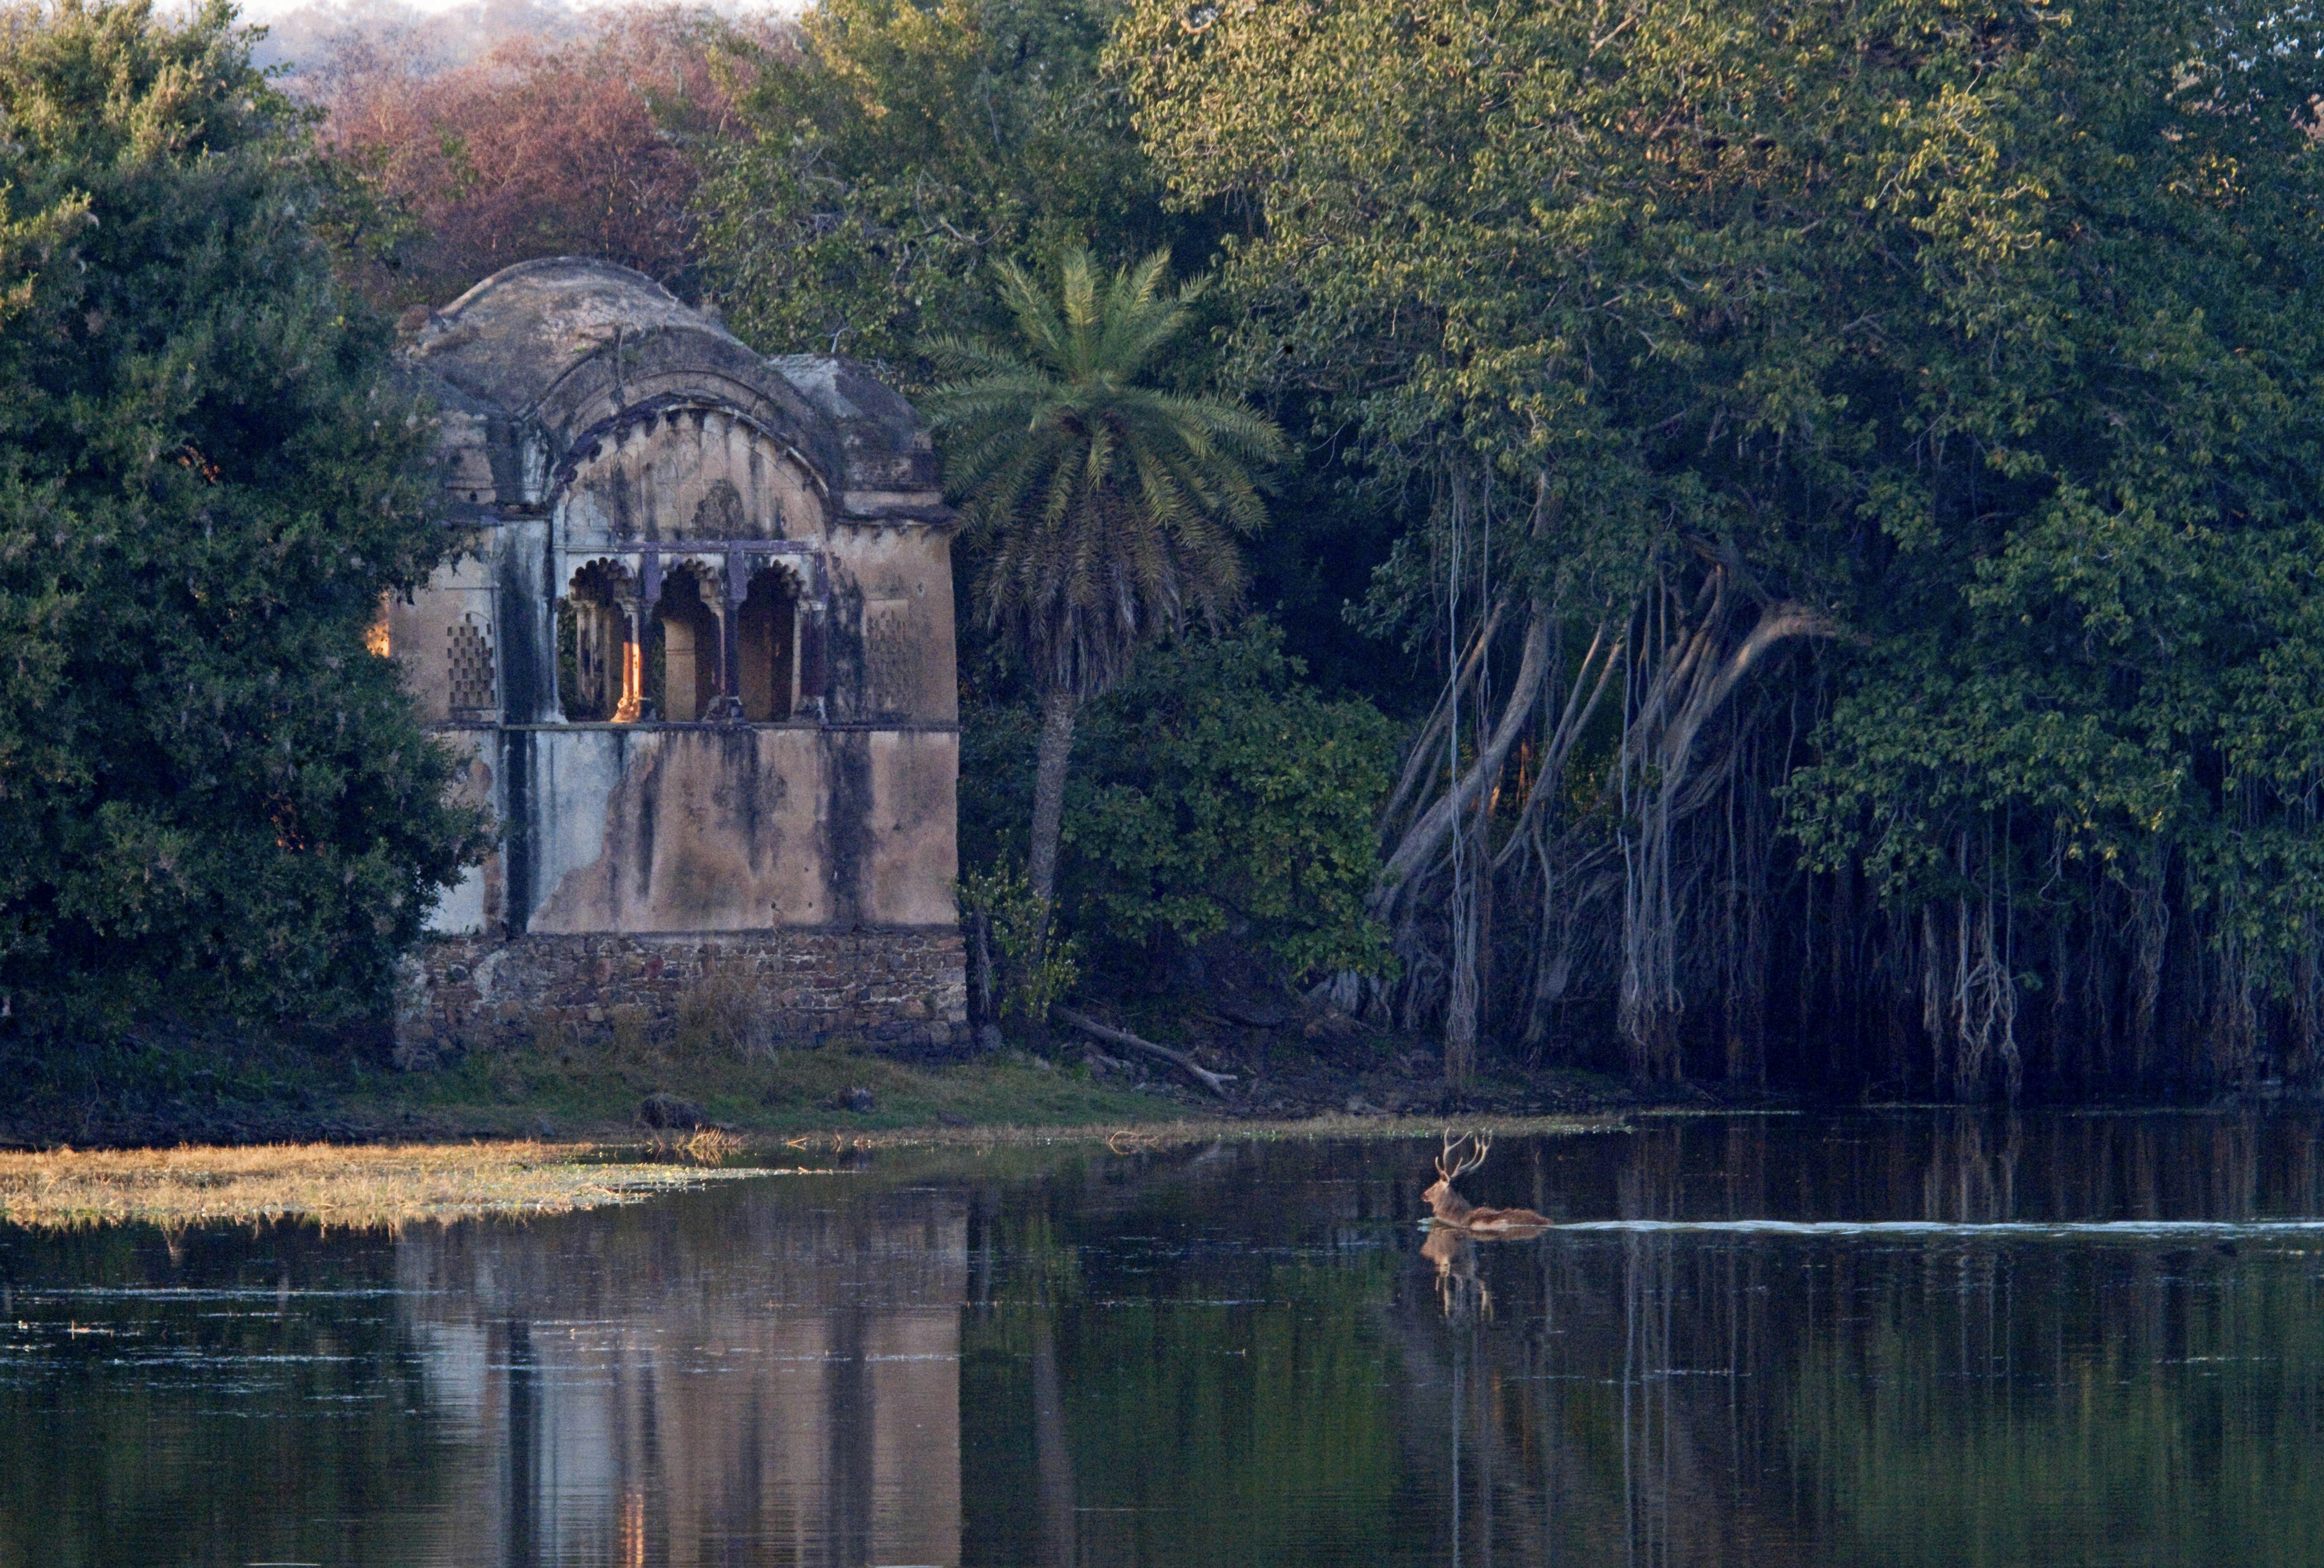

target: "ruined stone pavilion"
[385,258,968,1060]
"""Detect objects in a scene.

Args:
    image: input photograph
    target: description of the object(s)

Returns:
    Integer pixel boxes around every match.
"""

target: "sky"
[235,0,777,18]
[229,0,789,77]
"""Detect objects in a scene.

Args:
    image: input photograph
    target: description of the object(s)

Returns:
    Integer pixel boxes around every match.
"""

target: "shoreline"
[9,1098,2313,1230]
[0,1113,1626,1230]
[0,1030,1681,1154]
[8,1027,2308,1169]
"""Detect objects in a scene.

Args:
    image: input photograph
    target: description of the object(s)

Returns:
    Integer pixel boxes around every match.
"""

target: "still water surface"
[3,1112,2321,1567]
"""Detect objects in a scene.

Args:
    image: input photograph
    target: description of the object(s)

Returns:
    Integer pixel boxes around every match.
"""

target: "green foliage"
[1119,0,2324,1065]
[958,860,1080,1025]
[694,0,1194,370]
[926,247,1284,696]
[0,0,488,1042]
[1066,624,1394,977]
[958,693,1039,868]
[690,0,1411,719]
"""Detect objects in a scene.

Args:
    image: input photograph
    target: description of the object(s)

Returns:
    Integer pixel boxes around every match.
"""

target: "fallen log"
[1054,1007,1237,1099]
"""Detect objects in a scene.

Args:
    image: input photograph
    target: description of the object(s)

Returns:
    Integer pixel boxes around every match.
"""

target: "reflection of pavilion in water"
[393,1185,967,1568]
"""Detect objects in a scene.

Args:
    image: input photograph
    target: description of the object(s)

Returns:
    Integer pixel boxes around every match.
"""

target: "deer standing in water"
[1422,1131,1552,1234]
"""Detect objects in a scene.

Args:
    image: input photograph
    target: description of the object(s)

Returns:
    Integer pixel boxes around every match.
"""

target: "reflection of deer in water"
[1423,1132,1552,1234]
[1423,1226,1492,1321]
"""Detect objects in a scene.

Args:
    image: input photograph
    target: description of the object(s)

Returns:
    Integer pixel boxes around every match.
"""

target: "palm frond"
[932,241,1283,698]
[993,257,1074,376]
[1093,251,1187,382]
[922,334,1033,383]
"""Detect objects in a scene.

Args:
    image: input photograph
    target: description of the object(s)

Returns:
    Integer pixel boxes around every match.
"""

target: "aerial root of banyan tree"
[1334,472,2324,1100]
[1355,470,1846,1090]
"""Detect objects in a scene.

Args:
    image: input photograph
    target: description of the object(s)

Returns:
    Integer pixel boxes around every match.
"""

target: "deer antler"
[1457,1133,1491,1179]
[1437,1129,1492,1182]
[1436,1129,1463,1181]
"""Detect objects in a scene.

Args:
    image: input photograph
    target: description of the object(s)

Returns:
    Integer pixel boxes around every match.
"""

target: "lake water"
[3,1111,2321,1567]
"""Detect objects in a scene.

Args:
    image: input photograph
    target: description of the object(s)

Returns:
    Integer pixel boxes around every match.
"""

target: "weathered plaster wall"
[526,727,825,933]
[509,728,959,935]
[427,730,505,936]
[560,406,825,547]
[388,547,499,723]
[394,928,970,1064]
[827,528,958,725]
[496,516,557,723]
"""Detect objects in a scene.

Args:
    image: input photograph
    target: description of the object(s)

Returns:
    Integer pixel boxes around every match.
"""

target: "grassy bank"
[1,1007,1654,1152]
[1,1034,1198,1149]
[383,1034,1183,1138]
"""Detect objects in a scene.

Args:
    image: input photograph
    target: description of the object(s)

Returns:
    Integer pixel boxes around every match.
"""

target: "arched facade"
[385,259,966,1058]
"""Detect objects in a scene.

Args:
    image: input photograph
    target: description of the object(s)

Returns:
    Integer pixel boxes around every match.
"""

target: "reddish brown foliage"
[317,6,791,308]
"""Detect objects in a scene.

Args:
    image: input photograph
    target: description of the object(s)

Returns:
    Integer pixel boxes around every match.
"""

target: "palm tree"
[926,246,1284,935]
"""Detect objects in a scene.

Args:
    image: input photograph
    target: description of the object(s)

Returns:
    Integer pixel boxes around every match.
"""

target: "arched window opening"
[738,567,798,722]
[561,559,637,722]
[653,567,722,721]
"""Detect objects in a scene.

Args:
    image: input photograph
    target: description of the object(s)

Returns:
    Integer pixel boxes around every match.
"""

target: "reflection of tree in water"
[0,1223,462,1567]
[7,1116,2323,1567]
[940,1117,2324,1568]
[1372,1114,2324,1568]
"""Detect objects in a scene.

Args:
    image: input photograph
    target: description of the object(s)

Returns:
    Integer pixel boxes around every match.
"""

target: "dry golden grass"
[0,1140,779,1229]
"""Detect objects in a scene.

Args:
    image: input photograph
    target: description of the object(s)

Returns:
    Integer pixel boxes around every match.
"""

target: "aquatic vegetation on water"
[0,1141,778,1229]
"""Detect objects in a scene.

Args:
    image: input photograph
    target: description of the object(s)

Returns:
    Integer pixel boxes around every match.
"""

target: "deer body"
[1423,1133,1551,1234]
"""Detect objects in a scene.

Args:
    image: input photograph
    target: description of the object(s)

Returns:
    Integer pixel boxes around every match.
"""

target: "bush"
[1064,622,1395,980]
[0,0,488,1044]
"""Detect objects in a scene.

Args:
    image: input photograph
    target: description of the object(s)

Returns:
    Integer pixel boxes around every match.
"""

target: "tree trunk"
[1028,686,1079,912]
[1055,1006,1238,1096]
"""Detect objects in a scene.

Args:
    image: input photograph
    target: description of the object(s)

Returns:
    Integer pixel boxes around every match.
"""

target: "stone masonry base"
[393,928,971,1069]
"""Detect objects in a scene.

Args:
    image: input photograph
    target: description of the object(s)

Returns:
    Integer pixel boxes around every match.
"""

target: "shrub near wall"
[1064,623,1395,982]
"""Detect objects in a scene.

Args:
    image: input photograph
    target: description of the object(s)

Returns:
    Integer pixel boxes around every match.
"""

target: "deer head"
[1422,1130,1491,1224]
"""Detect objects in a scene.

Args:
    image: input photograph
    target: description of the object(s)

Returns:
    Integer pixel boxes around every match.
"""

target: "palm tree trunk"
[1028,685,1079,917]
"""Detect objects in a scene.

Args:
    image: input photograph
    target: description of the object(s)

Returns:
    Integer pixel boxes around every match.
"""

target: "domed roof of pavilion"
[400,257,940,500]
[405,257,711,415]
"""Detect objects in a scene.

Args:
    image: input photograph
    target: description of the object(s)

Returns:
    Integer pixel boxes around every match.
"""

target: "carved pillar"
[798,601,828,721]
[796,553,831,721]
[702,548,746,724]
[636,550,662,722]
[612,598,645,723]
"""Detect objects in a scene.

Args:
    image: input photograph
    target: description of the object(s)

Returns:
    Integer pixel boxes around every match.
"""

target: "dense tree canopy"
[33,0,2320,1098]
[1118,0,2324,1091]
[694,0,1199,368]
[1063,624,1394,978]
[313,5,763,308]
[0,0,485,1042]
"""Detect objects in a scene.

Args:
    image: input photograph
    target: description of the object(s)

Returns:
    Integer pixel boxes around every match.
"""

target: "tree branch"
[1054,1006,1238,1097]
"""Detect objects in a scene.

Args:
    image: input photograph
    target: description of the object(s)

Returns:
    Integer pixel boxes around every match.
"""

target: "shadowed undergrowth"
[400,1034,1181,1135]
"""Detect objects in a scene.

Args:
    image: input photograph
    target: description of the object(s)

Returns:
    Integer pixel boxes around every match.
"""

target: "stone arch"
[561,558,637,722]
[737,564,806,722]
[651,561,723,721]
[551,401,827,549]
